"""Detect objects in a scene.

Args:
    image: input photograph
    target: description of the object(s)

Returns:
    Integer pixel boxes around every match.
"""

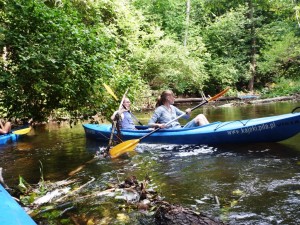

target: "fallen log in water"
[175,96,236,103]
[249,95,296,104]
[175,94,300,105]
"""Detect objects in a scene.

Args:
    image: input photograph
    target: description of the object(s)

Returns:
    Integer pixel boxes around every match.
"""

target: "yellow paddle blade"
[103,83,119,101]
[12,127,31,135]
[110,139,140,159]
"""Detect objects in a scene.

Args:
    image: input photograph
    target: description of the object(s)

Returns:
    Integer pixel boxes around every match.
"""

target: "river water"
[1,101,300,224]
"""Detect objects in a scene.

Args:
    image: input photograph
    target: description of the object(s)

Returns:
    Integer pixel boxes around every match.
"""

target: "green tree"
[0,0,116,120]
[132,0,212,95]
[257,0,300,84]
[0,0,150,121]
[132,0,186,42]
[201,6,250,92]
[192,0,300,92]
[140,37,209,94]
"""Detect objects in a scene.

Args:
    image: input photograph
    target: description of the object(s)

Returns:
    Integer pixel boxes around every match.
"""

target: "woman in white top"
[148,90,209,129]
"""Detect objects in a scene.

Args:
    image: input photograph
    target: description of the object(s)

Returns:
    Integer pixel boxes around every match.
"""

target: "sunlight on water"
[135,143,216,157]
[174,145,216,157]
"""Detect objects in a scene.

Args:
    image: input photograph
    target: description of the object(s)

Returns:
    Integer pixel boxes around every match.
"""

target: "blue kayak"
[0,133,18,145]
[83,112,300,145]
[0,184,36,225]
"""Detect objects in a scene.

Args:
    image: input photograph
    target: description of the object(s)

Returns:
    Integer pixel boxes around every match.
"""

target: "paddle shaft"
[118,89,129,109]
[106,121,117,153]
[139,99,209,142]
[123,106,143,126]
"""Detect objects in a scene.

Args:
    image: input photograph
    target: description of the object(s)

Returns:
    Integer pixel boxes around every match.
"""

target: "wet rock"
[154,201,226,225]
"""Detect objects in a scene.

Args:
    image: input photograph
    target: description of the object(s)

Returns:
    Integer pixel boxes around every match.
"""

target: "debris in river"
[33,187,70,205]
[96,175,226,224]
[155,201,226,225]
[6,170,226,224]
[0,167,9,189]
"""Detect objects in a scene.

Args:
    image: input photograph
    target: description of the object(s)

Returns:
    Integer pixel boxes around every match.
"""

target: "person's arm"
[148,110,159,127]
[148,109,161,128]
[111,109,126,121]
[174,106,190,120]
[110,111,118,121]
[148,108,167,129]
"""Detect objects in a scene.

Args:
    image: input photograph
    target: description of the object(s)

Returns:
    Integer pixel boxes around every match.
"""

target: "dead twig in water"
[55,177,95,202]
[0,167,9,189]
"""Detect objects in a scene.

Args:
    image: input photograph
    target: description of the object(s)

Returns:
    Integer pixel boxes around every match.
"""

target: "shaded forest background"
[1,0,300,122]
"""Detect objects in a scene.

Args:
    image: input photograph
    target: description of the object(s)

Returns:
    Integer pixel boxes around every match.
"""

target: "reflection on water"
[0,101,300,224]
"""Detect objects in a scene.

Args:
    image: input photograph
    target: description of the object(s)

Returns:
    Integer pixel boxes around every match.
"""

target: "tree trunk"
[248,0,256,93]
[184,0,190,47]
[293,0,300,28]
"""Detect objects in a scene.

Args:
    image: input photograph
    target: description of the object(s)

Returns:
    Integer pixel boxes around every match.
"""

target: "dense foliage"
[1,0,299,121]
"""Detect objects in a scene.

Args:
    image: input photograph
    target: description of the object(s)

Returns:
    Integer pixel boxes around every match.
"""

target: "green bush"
[261,78,300,98]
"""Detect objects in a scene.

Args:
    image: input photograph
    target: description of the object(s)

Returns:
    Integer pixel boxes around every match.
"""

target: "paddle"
[103,83,143,125]
[12,127,32,135]
[103,83,118,101]
[105,89,129,154]
[109,87,230,159]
